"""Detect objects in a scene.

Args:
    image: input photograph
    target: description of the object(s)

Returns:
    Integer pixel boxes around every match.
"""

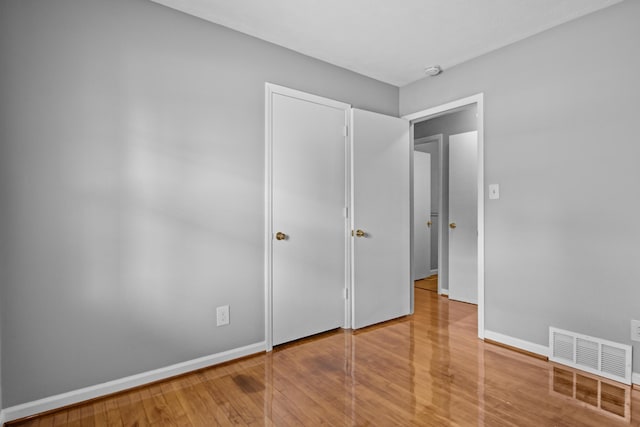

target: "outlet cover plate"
[217,305,230,326]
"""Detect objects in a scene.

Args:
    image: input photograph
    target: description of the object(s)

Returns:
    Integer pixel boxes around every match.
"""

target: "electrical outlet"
[631,319,640,342]
[217,305,230,326]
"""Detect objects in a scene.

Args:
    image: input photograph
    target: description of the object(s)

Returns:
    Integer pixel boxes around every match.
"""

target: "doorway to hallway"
[405,94,485,338]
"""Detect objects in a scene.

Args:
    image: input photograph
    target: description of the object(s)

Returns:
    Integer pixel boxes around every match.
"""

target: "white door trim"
[402,93,485,339]
[264,83,351,351]
[414,134,444,295]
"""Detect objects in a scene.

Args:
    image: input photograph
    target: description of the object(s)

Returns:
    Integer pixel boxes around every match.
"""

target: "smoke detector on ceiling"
[424,65,442,76]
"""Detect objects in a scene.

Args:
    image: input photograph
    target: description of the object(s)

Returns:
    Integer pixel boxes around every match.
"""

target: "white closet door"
[271,90,347,346]
[351,108,411,329]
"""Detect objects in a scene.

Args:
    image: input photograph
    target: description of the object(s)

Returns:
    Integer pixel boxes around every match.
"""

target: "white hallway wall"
[0,0,398,408]
[401,0,640,371]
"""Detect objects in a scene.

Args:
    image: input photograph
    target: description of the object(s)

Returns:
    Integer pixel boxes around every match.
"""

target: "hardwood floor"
[415,275,438,292]
[10,289,640,426]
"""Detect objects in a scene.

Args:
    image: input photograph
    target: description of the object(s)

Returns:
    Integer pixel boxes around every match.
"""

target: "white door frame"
[413,134,444,295]
[403,93,485,339]
[264,83,351,351]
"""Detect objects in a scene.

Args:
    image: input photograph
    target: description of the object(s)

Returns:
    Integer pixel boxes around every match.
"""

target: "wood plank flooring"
[10,289,640,426]
[415,275,438,292]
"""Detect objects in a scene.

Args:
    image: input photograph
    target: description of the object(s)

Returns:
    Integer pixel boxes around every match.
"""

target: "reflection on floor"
[415,274,438,292]
[551,365,630,422]
[9,289,640,426]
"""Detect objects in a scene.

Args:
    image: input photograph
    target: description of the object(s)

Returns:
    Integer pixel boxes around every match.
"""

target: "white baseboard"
[1,409,5,425]
[633,372,640,386]
[484,330,549,358]
[3,341,266,423]
[430,269,438,275]
[439,288,448,296]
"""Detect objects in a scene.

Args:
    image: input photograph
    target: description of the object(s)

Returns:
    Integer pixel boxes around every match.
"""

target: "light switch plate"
[489,184,500,200]
[631,319,640,342]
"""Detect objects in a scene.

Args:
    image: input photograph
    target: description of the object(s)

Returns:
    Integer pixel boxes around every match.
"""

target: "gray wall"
[414,107,477,140]
[401,0,640,370]
[0,0,398,407]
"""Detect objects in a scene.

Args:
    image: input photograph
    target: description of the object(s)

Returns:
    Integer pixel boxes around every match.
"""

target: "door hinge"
[343,288,349,299]
[343,207,348,218]
[343,126,349,137]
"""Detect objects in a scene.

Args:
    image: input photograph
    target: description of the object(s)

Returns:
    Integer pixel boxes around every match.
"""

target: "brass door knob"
[355,229,366,237]
[449,223,457,229]
[427,220,432,228]
[275,232,286,240]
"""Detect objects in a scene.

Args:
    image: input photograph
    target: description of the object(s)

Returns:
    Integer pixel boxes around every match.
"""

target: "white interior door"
[448,131,478,304]
[270,88,348,346]
[414,152,431,280]
[351,108,410,329]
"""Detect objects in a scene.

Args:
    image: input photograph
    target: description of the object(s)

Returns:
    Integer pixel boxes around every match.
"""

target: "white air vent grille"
[602,344,627,379]
[552,331,574,361]
[576,338,598,370]
[549,327,632,385]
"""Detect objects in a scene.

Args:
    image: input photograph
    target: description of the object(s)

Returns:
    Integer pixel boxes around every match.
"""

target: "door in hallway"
[414,151,431,280]
[448,131,478,304]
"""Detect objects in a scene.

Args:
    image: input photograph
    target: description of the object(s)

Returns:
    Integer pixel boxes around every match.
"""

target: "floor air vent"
[549,327,632,384]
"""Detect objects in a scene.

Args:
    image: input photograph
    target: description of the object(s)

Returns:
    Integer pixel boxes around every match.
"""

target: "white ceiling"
[150,0,623,87]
